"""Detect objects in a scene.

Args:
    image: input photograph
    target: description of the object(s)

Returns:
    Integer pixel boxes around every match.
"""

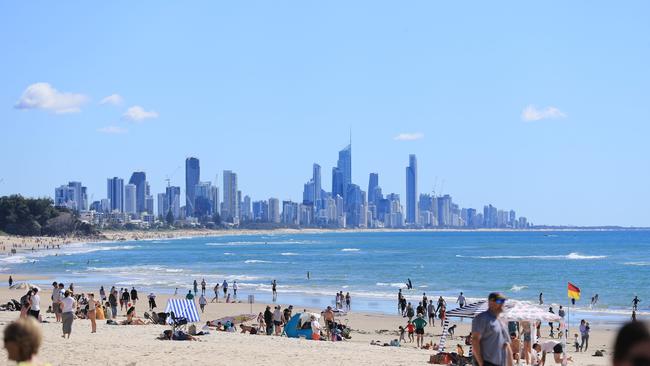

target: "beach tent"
[164,298,200,324]
[284,312,320,340]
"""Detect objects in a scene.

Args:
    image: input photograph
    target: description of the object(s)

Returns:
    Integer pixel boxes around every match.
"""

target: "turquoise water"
[2,230,649,323]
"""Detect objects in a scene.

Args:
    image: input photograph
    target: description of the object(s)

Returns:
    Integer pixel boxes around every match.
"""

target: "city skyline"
[1,2,649,226]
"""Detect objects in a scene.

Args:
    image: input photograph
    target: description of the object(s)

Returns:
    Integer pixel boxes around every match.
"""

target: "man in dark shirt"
[264,306,274,335]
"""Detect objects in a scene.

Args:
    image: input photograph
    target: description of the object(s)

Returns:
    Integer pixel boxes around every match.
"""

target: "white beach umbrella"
[502,300,562,322]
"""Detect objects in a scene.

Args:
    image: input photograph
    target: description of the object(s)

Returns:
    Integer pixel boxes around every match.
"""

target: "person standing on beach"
[222,280,228,297]
[406,302,415,321]
[28,288,40,320]
[579,319,590,352]
[633,296,641,311]
[198,294,207,313]
[130,287,138,305]
[212,283,219,303]
[345,292,351,311]
[201,279,206,295]
[427,300,435,326]
[539,292,543,305]
[412,313,428,348]
[471,292,511,366]
[422,293,428,316]
[264,306,273,335]
[233,281,238,299]
[193,280,198,295]
[61,290,76,339]
[51,282,61,323]
[548,307,555,338]
[148,292,156,311]
[8,275,12,288]
[108,290,118,319]
[87,293,97,333]
[400,297,407,316]
[271,280,278,301]
[121,289,130,311]
[457,292,466,308]
[397,289,403,314]
[99,286,106,302]
[437,296,446,314]
[186,290,194,301]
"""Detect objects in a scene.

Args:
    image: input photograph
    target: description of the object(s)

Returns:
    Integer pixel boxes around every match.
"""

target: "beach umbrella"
[502,301,562,322]
[444,301,487,319]
[213,314,257,324]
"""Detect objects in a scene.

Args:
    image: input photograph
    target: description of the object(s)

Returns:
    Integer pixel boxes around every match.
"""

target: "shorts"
[54,303,62,314]
[524,332,531,342]
[273,320,282,326]
[326,320,334,329]
[416,328,424,335]
[553,343,563,354]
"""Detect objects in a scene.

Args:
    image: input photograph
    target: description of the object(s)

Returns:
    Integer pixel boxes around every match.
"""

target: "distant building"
[405,154,418,225]
[185,157,200,217]
[313,163,321,209]
[368,173,379,205]
[222,170,238,223]
[282,201,299,225]
[166,186,181,219]
[107,177,124,212]
[54,181,87,212]
[128,172,147,214]
[124,184,137,215]
[157,193,167,218]
[268,198,280,223]
[242,195,252,222]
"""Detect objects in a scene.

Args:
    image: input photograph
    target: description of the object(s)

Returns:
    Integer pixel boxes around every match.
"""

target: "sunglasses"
[495,299,506,304]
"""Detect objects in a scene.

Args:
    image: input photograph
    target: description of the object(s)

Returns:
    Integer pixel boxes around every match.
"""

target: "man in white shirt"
[51,282,61,322]
[457,292,466,308]
[29,288,40,320]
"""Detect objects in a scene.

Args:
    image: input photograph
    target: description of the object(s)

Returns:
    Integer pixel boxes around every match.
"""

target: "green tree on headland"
[0,195,97,236]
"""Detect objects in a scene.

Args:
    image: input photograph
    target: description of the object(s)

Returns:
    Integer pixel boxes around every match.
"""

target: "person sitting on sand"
[533,341,573,365]
[121,306,146,325]
[3,317,49,366]
[510,332,521,364]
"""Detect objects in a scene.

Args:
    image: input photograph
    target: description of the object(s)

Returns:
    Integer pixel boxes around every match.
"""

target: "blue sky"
[1,1,649,226]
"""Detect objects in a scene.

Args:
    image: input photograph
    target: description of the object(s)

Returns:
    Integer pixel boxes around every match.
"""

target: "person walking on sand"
[472,293,511,366]
[212,283,219,303]
[193,279,198,295]
[222,280,228,297]
[52,282,62,323]
[579,319,590,352]
[633,296,641,311]
[108,290,118,319]
[201,278,206,295]
[271,280,278,302]
[8,275,12,288]
[233,281,238,299]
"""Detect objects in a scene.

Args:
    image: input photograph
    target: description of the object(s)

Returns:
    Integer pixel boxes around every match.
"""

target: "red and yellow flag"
[568,282,581,300]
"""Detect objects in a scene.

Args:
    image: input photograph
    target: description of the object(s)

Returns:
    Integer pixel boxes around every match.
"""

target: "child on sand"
[406,321,415,343]
[398,325,406,343]
[573,333,580,352]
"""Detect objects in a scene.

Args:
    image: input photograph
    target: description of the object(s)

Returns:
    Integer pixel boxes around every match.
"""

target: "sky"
[1,1,649,227]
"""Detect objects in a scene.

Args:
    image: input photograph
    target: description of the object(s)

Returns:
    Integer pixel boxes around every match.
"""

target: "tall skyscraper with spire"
[406,154,418,225]
[185,157,200,217]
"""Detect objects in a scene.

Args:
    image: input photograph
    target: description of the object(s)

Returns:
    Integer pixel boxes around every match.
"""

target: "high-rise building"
[282,200,299,225]
[405,154,418,225]
[268,198,280,223]
[242,195,251,222]
[194,181,214,217]
[54,181,86,212]
[368,173,379,205]
[157,193,167,218]
[185,157,200,217]
[166,186,181,219]
[222,170,238,222]
[107,177,124,212]
[313,163,321,209]
[124,184,137,215]
[437,195,452,227]
[128,172,147,214]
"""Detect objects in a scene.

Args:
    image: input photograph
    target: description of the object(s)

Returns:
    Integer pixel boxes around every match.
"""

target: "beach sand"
[0,275,617,366]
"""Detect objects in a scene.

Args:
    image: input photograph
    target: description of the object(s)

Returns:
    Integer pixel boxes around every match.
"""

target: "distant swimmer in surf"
[406,278,413,290]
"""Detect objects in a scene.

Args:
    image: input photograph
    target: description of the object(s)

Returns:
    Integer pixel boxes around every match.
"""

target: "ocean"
[2,230,649,324]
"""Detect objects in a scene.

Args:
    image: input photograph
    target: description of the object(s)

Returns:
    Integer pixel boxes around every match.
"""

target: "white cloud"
[14,82,88,114]
[98,126,128,134]
[100,94,124,106]
[122,105,159,121]
[394,132,424,141]
[521,105,566,121]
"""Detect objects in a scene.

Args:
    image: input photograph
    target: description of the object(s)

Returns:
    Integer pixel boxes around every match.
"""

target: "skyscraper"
[124,184,137,215]
[222,170,238,222]
[368,173,379,205]
[54,181,86,212]
[268,198,280,223]
[338,144,352,189]
[128,172,147,214]
[107,177,124,212]
[185,157,200,217]
[166,186,181,219]
[313,163,321,209]
[405,154,418,225]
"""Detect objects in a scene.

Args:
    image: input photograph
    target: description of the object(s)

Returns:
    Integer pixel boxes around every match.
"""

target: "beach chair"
[165,299,200,332]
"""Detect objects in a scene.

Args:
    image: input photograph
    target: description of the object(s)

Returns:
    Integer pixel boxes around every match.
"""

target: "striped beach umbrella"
[445,301,487,319]
[165,298,201,324]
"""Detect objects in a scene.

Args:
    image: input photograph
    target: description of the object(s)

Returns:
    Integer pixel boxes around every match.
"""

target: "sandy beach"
[0,275,619,366]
